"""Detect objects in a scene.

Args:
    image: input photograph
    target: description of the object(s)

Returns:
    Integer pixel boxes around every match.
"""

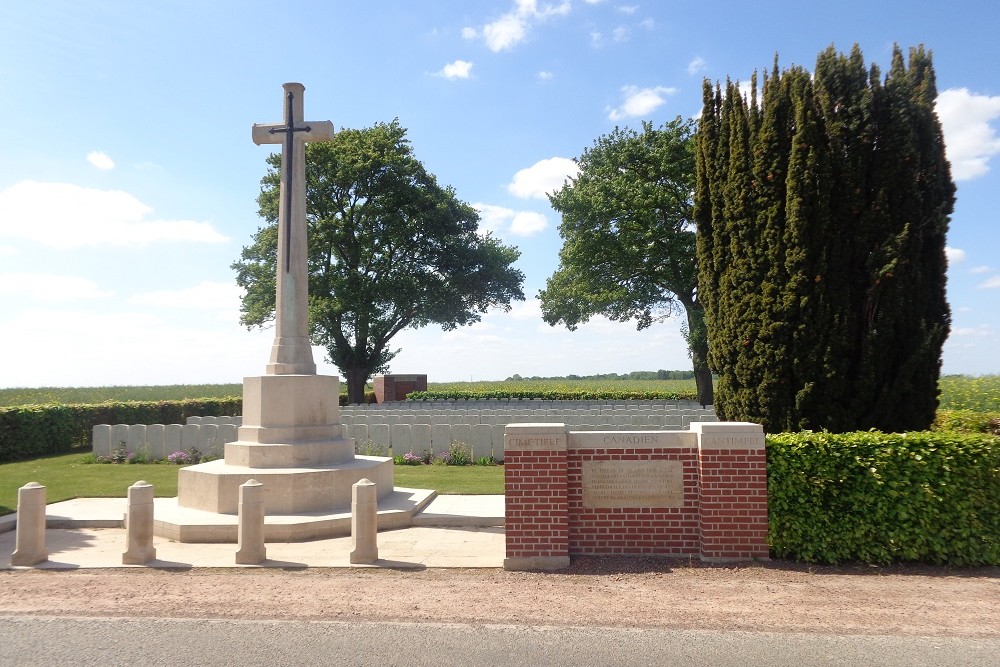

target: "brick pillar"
[503,423,569,571]
[692,422,769,561]
[373,376,388,403]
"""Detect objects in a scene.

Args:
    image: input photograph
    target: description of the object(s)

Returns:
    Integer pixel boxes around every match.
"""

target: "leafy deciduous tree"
[539,119,714,405]
[233,120,525,403]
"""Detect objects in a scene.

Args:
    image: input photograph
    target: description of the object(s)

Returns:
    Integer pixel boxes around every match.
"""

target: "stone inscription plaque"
[582,460,684,508]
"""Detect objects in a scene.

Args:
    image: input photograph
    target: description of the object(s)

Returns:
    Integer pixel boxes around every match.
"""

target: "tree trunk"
[345,367,368,405]
[679,295,714,407]
[692,345,714,408]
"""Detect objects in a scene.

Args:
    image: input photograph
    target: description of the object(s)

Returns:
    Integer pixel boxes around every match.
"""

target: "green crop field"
[2,375,997,410]
[938,374,1000,412]
[0,384,243,407]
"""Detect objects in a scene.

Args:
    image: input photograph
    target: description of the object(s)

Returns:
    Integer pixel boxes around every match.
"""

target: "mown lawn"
[0,452,504,516]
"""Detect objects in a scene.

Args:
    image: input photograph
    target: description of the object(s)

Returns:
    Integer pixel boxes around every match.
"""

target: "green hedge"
[767,431,1000,565]
[407,389,699,401]
[0,397,242,463]
[341,392,378,405]
[934,409,1000,435]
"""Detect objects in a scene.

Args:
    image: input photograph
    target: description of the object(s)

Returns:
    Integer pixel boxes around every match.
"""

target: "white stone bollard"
[11,482,47,567]
[236,479,266,565]
[122,481,157,565]
[350,478,378,565]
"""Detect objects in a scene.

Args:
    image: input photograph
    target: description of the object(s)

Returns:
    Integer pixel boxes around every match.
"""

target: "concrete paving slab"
[412,495,504,527]
[0,494,507,569]
[0,525,505,569]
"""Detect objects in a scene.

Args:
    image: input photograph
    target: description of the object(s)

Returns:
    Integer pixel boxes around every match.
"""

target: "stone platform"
[176,455,393,515]
[154,486,436,543]
[157,372,405,543]
[0,495,507,569]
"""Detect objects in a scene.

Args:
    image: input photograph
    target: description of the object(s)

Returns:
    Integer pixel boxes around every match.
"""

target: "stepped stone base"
[154,487,436,543]
[177,455,394,515]
[158,372,407,543]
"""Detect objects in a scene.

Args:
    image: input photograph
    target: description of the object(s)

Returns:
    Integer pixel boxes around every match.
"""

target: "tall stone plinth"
[157,374,398,542]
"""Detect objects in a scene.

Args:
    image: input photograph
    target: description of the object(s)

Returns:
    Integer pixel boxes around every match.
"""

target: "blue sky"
[1,0,998,387]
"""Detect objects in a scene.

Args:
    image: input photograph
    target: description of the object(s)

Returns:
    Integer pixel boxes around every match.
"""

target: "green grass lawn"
[392,464,504,495]
[0,452,504,516]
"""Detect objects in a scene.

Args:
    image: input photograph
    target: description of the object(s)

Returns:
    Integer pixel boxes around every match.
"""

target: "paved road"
[2,616,997,666]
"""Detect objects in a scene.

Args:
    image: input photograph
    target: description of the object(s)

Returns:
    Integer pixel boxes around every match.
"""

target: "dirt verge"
[1,558,997,637]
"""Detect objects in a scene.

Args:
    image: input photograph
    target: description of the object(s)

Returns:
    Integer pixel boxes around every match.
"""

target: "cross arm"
[252,120,335,146]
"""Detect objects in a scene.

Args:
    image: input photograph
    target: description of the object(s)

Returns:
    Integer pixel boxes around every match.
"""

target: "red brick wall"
[373,375,428,403]
[503,423,769,568]
[568,447,701,555]
[698,448,769,560]
[504,448,568,559]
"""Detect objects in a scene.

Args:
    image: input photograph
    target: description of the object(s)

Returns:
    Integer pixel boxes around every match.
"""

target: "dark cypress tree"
[694,45,954,433]
[846,46,954,430]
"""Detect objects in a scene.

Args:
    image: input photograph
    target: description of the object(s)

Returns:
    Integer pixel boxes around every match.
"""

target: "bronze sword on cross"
[252,83,334,375]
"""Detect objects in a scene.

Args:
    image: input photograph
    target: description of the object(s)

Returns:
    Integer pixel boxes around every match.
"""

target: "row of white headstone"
[93,416,719,461]
[92,422,237,460]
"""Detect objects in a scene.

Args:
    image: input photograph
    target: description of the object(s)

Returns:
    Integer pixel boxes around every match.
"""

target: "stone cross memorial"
[252,82,334,376]
[153,83,397,544]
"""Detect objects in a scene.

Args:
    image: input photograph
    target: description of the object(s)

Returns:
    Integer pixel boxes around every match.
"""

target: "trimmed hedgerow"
[933,409,1000,436]
[407,389,699,402]
[0,397,242,463]
[766,431,1000,565]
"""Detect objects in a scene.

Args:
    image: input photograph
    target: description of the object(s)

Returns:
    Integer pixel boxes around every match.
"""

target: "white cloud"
[0,180,228,248]
[507,298,543,320]
[945,246,966,264]
[970,265,992,274]
[617,4,638,13]
[507,157,579,199]
[128,281,243,310]
[0,307,278,387]
[0,245,16,256]
[688,56,707,76]
[978,275,1000,289]
[590,31,604,48]
[474,203,513,235]
[952,324,993,337]
[936,88,1000,181]
[612,26,629,42]
[436,60,473,80]
[86,151,115,171]
[510,211,548,235]
[468,0,572,52]
[473,203,548,237]
[483,14,527,51]
[537,70,554,81]
[608,85,677,120]
[0,272,113,301]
